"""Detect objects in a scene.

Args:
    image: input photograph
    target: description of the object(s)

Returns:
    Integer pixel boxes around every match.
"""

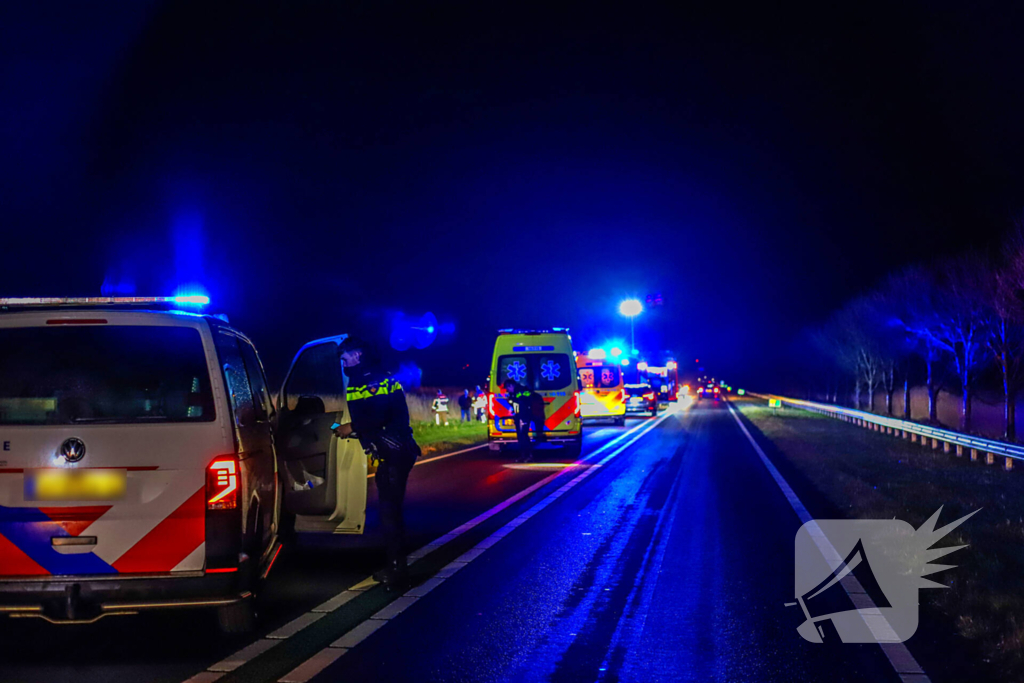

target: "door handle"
[52,536,97,547]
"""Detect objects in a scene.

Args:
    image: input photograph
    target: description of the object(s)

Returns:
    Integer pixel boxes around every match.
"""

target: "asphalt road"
[0,400,910,683]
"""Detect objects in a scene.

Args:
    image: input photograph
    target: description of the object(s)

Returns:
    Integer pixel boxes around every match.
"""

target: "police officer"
[504,379,535,462]
[335,336,420,590]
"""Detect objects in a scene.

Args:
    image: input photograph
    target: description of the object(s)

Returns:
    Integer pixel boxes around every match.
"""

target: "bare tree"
[988,228,1024,440]
[930,254,991,432]
[887,265,950,423]
[827,298,885,411]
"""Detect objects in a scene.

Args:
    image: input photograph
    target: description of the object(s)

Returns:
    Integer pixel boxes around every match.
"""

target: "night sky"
[4,1,1024,388]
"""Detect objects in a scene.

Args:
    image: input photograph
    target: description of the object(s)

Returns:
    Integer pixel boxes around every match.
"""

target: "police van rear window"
[497,354,572,391]
[0,326,215,425]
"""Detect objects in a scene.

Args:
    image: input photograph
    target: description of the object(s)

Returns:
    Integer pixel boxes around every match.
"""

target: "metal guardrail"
[751,393,1024,469]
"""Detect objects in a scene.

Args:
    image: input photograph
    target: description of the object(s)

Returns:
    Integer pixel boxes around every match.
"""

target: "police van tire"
[614,416,626,427]
[564,439,583,459]
[217,599,257,635]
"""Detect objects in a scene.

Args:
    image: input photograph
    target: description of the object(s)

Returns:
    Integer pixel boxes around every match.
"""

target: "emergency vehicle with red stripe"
[576,349,627,426]
[486,328,582,457]
[0,298,367,632]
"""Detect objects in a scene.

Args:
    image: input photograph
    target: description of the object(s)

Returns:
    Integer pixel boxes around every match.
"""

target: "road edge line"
[725,400,931,683]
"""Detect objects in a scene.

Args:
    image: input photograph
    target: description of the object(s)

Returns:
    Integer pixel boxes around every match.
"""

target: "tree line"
[798,229,1024,441]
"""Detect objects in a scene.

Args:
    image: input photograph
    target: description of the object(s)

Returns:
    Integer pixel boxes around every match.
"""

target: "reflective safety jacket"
[432,395,450,412]
[509,388,536,418]
[345,363,417,456]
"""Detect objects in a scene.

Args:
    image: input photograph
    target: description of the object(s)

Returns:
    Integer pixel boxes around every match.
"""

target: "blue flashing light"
[173,295,210,305]
[610,347,623,358]
[588,348,607,360]
[426,325,435,334]
[621,358,630,366]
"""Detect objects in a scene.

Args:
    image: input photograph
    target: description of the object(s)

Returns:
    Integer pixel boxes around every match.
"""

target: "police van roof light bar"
[0,296,210,307]
[497,327,569,335]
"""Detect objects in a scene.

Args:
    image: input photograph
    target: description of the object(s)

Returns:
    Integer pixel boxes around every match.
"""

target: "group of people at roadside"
[431,386,488,425]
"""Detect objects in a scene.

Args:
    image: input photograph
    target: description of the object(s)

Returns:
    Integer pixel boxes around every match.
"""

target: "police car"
[0,297,367,632]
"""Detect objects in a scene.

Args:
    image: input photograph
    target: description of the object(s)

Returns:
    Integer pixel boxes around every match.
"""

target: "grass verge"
[735,399,1024,681]
[411,420,488,455]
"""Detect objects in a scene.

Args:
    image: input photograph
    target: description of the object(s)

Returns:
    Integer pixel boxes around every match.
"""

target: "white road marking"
[207,638,279,672]
[275,410,675,682]
[181,416,665,683]
[726,401,931,683]
[266,611,325,640]
[278,648,347,683]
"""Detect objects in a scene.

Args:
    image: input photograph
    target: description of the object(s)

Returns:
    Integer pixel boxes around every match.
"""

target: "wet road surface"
[0,401,913,683]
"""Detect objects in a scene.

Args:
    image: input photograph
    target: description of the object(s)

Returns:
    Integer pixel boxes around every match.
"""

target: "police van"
[487,328,582,456]
[0,297,367,632]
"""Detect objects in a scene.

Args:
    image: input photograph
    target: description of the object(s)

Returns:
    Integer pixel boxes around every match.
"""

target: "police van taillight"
[207,455,239,510]
[487,392,495,418]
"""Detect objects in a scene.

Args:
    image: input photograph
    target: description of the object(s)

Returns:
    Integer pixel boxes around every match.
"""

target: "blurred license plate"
[25,469,127,501]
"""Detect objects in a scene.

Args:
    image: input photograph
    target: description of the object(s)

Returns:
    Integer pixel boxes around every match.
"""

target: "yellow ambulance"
[576,350,626,426]
[487,328,582,456]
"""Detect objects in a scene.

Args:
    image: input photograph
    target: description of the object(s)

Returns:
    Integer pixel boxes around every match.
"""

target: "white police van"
[0,297,367,632]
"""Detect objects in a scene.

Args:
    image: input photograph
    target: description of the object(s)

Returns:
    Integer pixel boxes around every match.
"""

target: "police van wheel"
[217,599,257,635]
[614,417,626,427]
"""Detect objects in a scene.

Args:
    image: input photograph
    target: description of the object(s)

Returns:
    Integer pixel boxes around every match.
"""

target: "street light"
[618,299,643,353]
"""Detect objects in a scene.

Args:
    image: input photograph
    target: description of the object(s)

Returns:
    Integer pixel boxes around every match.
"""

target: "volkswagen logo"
[59,437,86,463]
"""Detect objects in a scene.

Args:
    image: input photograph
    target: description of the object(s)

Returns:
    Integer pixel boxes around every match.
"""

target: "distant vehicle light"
[667,361,677,369]
[588,348,607,360]
[610,347,623,358]
[682,384,690,393]
[621,359,630,366]
[637,361,648,371]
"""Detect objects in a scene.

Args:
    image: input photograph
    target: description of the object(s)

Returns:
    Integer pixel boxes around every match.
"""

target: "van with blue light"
[487,329,581,457]
[0,296,368,634]
[576,349,627,426]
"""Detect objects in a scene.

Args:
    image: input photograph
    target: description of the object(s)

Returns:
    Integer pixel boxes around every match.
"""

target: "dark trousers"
[461,408,471,421]
[513,414,533,457]
[375,453,415,566]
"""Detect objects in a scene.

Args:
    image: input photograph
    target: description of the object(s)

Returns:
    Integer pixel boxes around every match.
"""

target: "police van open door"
[275,335,367,535]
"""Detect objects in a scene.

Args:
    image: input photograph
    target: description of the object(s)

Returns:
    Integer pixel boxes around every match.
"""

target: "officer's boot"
[373,558,410,591]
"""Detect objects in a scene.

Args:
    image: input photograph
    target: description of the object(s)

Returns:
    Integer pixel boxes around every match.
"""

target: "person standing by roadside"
[432,389,450,425]
[458,389,472,421]
[473,386,487,423]
[334,337,420,590]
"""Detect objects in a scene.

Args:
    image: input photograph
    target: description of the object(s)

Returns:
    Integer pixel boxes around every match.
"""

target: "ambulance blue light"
[610,347,623,358]
[588,348,607,360]
[621,359,630,366]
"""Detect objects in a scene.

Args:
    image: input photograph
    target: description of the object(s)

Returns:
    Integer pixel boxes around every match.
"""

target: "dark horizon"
[5,1,1024,388]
